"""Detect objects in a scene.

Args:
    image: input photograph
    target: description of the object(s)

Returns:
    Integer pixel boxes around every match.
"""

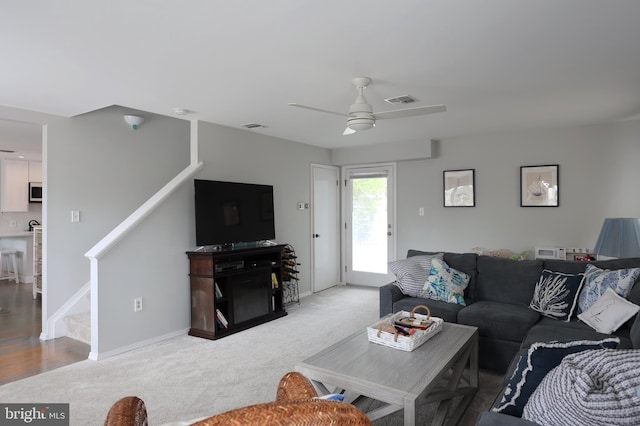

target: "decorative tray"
[367,305,443,352]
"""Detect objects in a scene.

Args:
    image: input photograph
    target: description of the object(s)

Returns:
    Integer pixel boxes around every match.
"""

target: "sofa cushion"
[389,253,443,298]
[457,301,540,342]
[407,250,478,300]
[536,316,604,331]
[423,258,469,305]
[522,323,632,349]
[577,264,640,312]
[578,288,640,334]
[392,297,463,323]
[522,349,640,425]
[529,270,585,321]
[492,338,619,418]
[476,256,543,305]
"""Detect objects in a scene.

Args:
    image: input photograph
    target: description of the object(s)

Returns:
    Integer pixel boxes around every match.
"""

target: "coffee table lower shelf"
[296,321,479,426]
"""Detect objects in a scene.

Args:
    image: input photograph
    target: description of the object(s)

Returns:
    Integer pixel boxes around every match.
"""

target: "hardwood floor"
[0,280,89,386]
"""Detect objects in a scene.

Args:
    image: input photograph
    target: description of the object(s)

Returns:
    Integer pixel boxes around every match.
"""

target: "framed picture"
[443,169,475,207]
[520,164,559,207]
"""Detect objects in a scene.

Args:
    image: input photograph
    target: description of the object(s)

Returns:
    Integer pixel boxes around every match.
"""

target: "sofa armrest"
[379,282,403,317]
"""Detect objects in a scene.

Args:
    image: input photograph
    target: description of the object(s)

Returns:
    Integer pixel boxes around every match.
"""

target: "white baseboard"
[88,328,190,361]
[299,290,312,299]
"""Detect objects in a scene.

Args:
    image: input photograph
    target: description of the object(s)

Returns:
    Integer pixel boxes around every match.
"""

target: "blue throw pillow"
[492,338,620,418]
[529,270,585,321]
[424,258,470,305]
[578,264,640,313]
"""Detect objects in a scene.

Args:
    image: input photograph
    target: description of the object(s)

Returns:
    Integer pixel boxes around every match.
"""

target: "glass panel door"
[344,164,395,287]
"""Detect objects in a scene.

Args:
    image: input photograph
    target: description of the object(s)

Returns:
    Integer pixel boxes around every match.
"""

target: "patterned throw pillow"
[389,254,443,298]
[492,338,620,418]
[578,288,640,334]
[577,264,640,313]
[523,349,640,425]
[423,258,470,305]
[529,270,585,321]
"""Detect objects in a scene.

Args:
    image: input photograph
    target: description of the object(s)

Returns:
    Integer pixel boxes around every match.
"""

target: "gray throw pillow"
[389,254,443,298]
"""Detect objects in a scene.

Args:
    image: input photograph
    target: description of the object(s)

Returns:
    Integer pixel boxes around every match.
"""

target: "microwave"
[29,182,42,203]
[534,247,566,260]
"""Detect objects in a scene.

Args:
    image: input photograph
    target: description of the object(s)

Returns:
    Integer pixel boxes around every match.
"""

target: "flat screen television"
[194,179,275,247]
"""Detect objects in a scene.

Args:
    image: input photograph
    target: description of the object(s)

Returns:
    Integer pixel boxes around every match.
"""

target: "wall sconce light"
[124,115,145,130]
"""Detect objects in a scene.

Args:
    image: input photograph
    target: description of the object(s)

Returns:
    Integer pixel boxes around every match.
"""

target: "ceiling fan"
[289,77,446,135]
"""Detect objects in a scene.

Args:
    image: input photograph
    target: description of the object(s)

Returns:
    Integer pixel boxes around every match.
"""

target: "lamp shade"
[592,218,640,258]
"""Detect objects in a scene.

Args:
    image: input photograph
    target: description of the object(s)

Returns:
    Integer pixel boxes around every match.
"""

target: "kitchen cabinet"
[1,159,29,212]
[0,159,41,212]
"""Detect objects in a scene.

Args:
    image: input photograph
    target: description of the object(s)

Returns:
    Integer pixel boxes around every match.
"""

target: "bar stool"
[0,249,19,283]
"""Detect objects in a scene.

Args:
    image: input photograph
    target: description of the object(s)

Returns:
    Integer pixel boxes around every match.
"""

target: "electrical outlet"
[419,207,425,217]
[134,297,143,312]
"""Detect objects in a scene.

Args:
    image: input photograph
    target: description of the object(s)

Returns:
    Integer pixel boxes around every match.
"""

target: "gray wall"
[195,121,331,298]
[47,108,331,355]
[46,104,640,356]
[395,121,640,258]
[47,106,190,317]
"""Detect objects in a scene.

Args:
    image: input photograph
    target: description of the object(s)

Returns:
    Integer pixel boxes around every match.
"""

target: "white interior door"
[311,164,340,293]
[343,164,396,287]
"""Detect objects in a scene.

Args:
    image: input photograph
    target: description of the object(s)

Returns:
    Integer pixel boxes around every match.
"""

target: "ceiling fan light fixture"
[289,76,446,136]
[348,117,375,131]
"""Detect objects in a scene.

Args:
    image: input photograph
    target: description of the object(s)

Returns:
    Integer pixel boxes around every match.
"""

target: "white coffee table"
[296,320,479,426]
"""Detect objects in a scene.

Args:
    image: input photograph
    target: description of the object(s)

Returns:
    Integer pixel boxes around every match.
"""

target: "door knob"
[387,232,392,236]
[313,234,320,238]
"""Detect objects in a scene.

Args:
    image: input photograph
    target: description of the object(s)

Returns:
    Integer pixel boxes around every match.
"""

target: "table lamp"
[592,218,640,259]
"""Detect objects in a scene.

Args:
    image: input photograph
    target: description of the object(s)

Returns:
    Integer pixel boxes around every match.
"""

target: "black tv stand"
[187,244,287,340]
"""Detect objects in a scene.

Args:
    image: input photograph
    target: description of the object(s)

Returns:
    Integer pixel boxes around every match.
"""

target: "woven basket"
[367,305,443,352]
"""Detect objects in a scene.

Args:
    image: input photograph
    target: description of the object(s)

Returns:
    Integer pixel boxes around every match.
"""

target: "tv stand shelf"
[187,244,288,340]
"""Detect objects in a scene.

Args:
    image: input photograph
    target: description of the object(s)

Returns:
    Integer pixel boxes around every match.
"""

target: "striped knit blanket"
[523,349,640,425]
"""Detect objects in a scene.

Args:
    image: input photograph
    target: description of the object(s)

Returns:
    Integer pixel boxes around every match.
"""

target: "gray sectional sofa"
[380,249,640,373]
[380,250,640,425]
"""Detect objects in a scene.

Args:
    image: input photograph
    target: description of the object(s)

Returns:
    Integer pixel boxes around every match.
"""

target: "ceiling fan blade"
[288,103,346,118]
[374,104,446,120]
[343,127,356,135]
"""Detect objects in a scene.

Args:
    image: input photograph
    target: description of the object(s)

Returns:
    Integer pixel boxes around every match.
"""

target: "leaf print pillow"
[530,270,585,321]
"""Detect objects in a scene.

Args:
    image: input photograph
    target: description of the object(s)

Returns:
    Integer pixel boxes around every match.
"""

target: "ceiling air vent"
[384,95,418,105]
[242,123,268,129]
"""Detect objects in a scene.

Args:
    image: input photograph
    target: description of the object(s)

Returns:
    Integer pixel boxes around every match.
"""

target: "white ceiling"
[2,1,640,153]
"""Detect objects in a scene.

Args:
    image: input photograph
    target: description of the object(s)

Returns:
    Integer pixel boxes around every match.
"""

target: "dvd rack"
[281,244,300,305]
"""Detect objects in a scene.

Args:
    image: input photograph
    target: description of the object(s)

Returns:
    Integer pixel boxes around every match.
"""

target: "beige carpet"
[0,285,502,425]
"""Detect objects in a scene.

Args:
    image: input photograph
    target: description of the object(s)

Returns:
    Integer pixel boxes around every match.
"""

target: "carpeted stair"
[64,312,90,344]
